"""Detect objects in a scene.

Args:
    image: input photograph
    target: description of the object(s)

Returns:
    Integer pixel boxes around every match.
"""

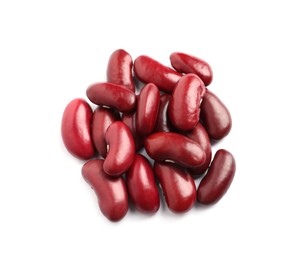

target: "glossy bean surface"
[127,155,160,213]
[144,132,206,168]
[154,94,172,133]
[107,49,135,92]
[170,52,213,86]
[103,121,135,177]
[136,83,160,136]
[82,159,128,222]
[154,162,196,213]
[168,74,205,131]
[200,89,232,140]
[134,55,181,93]
[197,149,235,204]
[86,82,136,112]
[61,98,95,160]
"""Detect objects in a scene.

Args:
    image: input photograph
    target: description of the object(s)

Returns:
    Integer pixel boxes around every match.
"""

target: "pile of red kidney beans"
[61,50,236,222]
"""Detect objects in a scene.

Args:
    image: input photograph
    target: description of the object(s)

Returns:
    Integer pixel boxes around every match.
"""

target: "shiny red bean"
[134,55,182,93]
[185,123,212,176]
[86,82,137,112]
[91,107,120,158]
[103,121,135,177]
[154,94,172,133]
[107,49,135,92]
[82,159,128,221]
[136,83,160,136]
[168,74,205,131]
[126,154,160,213]
[61,98,95,160]
[170,52,213,86]
[144,132,206,168]
[197,149,235,205]
[200,89,232,140]
[154,162,196,213]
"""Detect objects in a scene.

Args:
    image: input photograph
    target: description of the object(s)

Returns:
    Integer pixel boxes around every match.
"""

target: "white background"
[1,0,300,259]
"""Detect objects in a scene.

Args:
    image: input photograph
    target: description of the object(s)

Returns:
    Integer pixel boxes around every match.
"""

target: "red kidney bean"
[144,132,206,168]
[168,74,205,131]
[61,98,95,160]
[134,55,182,93]
[103,121,135,177]
[154,162,196,213]
[154,94,172,133]
[170,52,213,86]
[107,49,135,92]
[200,89,232,140]
[197,149,235,205]
[185,123,212,176]
[126,154,160,213]
[82,159,128,221]
[122,112,144,150]
[92,107,120,158]
[86,82,137,112]
[136,83,160,136]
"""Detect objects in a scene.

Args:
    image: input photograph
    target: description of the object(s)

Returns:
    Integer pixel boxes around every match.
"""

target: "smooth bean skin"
[185,123,212,176]
[103,121,135,177]
[154,94,172,133]
[168,74,205,131]
[154,162,196,213]
[136,83,160,136]
[107,49,135,92]
[126,155,160,213]
[86,82,137,112]
[61,98,95,160]
[91,107,120,158]
[82,159,128,222]
[200,89,232,140]
[134,55,182,93]
[144,132,206,168]
[170,52,213,86]
[197,149,235,205]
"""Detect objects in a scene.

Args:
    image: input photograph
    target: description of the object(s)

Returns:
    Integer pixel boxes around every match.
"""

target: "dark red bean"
[154,162,196,213]
[126,154,160,213]
[134,55,182,93]
[197,149,235,205]
[107,49,135,92]
[82,159,128,222]
[170,52,213,86]
[144,132,206,168]
[200,89,232,140]
[136,83,160,136]
[168,74,205,131]
[86,82,137,112]
[61,98,95,160]
[103,121,135,177]
[185,123,212,176]
[154,94,172,133]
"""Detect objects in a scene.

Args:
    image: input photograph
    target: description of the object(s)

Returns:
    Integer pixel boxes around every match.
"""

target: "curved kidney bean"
[92,107,120,158]
[136,83,160,136]
[154,94,172,132]
[144,132,206,168]
[86,82,137,112]
[170,52,213,86]
[107,49,135,92]
[197,149,235,205]
[185,123,212,176]
[168,74,205,131]
[61,98,95,160]
[103,121,135,177]
[200,89,232,140]
[126,154,160,213]
[134,55,181,93]
[154,162,196,213]
[82,159,128,221]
